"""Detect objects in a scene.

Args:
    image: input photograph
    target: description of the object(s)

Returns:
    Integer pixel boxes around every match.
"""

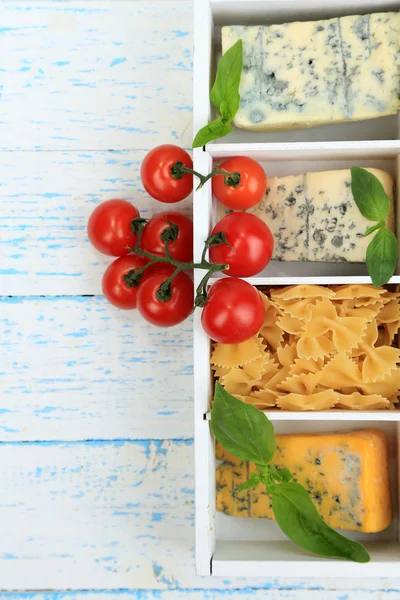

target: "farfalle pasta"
[210,285,400,411]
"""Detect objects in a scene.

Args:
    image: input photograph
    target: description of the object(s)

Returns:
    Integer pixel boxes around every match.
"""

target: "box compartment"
[193,0,400,147]
[209,147,400,280]
[193,0,400,578]
[212,420,400,577]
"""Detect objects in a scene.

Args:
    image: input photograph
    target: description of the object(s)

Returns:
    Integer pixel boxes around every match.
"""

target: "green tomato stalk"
[124,217,229,305]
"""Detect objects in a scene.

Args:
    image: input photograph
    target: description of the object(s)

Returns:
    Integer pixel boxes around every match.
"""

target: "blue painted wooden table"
[1,2,400,598]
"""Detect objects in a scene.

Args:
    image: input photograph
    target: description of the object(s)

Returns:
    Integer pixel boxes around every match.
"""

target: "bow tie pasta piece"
[354,320,379,347]
[276,342,298,367]
[277,371,323,395]
[249,388,280,408]
[278,297,321,322]
[212,364,231,379]
[260,365,292,392]
[331,284,386,302]
[243,349,275,379]
[277,390,339,411]
[297,335,335,360]
[289,355,325,376]
[251,361,281,390]
[221,368,254,396]
[361,367,400,397]
[377,299,400,324]
[210,337,262,368]
[320,353,363,388]
[259,324,284,350]
[302,298,368,353]
[353,321,400,382]
[259,292,284,349]
[232,394,267,407]
[336,392,391,410]
[362,346,400,383]
[277,314,304,336]
[271,285,335,301]
[335,298,384,321]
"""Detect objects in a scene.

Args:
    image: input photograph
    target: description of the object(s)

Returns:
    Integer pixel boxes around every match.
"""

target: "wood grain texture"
[0,439,400,593]
[0,2,192,151]
[0,150,192,295]
[3,0,400,596]
[1,593,400,600]
[0,296,193,441]
[0,439,193,589]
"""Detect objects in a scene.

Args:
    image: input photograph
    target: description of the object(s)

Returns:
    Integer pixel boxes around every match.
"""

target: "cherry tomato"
[201,278,264,344]
[212,156,267,210]
[141,144,193,203]
[137,265,194,327]
[88,199,139,256]
[102,255,149,310]
[209,212,274,277]
[141,211,193,263]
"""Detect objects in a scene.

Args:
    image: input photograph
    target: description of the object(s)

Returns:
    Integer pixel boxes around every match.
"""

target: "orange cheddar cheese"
[216,428,392,533]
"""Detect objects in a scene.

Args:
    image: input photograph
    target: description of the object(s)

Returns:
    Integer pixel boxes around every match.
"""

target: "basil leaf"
[271,483,370,563]
[211,382,276,465]
[351,167,390,222]
[366,228,398,287]
[192,117,233,148]
[275,468,293,483]
[237,476,261,493]
[219,100,229,121]
[364,222,384,237]
[210,39,242,121]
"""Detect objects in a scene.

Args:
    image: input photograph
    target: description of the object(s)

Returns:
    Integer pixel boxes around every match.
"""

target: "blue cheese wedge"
[222,12,400,131]
[216,429,393,533]
[218,168,395,263]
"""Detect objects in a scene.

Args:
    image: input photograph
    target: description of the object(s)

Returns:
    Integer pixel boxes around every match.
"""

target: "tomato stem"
[195,164,240,191]
[156,267,183,302]
[170,161,206,183]
[126,223,230,307]
[195,270,216,308]
[169,160,239,192]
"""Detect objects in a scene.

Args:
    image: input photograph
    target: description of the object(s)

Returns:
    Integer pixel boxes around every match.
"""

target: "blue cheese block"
[306,169,394,262]
[218,168,395,263]
[221,12,400,131]
[246,174,308,261]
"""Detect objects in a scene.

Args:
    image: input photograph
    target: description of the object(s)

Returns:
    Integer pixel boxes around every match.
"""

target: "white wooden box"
[193,0,400,578]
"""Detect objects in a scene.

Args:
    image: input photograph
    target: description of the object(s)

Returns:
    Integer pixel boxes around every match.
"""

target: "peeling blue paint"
[110,57,127,67]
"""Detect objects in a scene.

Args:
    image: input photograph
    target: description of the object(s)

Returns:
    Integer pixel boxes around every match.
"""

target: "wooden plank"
[0,439,400,592]
[0,439,192,590]
[0,2,192,151]
[0,297,193,441]
[0,150,192,295]
[1,592,400,599]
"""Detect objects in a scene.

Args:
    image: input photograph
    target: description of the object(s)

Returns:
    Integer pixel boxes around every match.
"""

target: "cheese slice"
[222,12,400,132]
[216,428,392,533]
[218,167,395,263]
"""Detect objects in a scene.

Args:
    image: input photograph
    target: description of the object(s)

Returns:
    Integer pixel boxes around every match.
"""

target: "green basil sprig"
[351,167,398,287]
[211,383,370,564]
[193,40,242,148]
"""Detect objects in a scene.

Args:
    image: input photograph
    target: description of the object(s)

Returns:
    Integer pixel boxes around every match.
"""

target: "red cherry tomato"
[209,212,274,277]
[201,278,264,344]
[137,265,194,327]
[141,211,193,263]
[141,144,193,203]
[102,255,149,310]
[88,199,139,256]
[212,156,267,210]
